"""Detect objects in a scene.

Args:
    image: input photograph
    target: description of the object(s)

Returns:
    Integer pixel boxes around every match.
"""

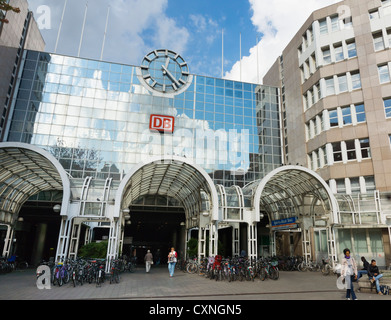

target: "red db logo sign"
[149,115,175,133]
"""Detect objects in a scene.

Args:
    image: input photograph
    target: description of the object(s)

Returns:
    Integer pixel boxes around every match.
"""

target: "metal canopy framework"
[247,165,337,223]
[115,156,219,222]
[0,143,70,225]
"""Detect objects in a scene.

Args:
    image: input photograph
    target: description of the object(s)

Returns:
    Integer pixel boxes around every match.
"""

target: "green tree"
[0,0,20,24]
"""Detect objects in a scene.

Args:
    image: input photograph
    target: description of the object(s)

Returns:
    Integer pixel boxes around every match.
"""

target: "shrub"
[78,241,108,259]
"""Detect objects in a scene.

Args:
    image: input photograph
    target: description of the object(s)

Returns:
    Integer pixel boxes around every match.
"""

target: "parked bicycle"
[298,259,320,272]
[320,258,333,276]
[258,257,279,281]
[109,259,120,284]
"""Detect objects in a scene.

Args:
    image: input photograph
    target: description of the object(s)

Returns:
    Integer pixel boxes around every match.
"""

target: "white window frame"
[378,64,391,84]
[373,32,385,51]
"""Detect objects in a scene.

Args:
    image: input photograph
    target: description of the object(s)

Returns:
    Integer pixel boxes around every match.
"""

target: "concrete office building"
[263,0,391,266]
[0,0,45,141]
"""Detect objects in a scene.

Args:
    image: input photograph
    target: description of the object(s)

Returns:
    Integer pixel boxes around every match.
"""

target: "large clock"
[138,49,192,95]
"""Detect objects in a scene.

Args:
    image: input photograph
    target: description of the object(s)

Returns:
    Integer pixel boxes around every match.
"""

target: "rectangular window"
[369,9,380,20]
[342,106,352,125]
[332,142,343,162]
[338,229,352,250]
[373,32,385,51]
[350,72,362,89]
[325,77,335,96]
[387,29,391,46]
[322,146,327,166]
[329,109,339,127]
[346,139,356,160]
[383,0,391,15]
[303,94,309,110]
[355,104,366,123]
[336,179,346,193]
[331,15,339,32]
[384,98,391,118]
[364,176,376,193]
[338,74,348,92]
[343,17,353,29]
[353,229,369,253]
[350,177,360,194]
[378,64,391,83]
[347,40,357,58]
[369,230,384,254]
[360,138,371,159]
[319,19,328,35]
[334,44,344,62]
[322,47,332,64]
[317,83,322,100]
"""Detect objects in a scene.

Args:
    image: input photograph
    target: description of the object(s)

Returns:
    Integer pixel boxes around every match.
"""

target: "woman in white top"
[167,247,177,277]
[340,248,358,300]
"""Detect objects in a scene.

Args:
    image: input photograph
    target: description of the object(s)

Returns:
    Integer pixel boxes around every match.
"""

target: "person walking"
[144,250,153,273]
[340,248,358,300]
[167,247,177,277]
[368,259,384,295]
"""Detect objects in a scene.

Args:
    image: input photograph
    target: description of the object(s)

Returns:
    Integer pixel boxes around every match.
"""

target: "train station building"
[1,0,390,269]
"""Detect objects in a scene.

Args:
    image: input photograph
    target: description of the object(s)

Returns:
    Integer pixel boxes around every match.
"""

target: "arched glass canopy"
[0,143,70,224]
[244,166,338,223]
[115,156,218,222]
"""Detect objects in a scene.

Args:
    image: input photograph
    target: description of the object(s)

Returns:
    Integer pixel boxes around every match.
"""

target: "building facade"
[0,44,342,268]
[263,0,391,266]
[1,0,390,269]
[0,0,45,141]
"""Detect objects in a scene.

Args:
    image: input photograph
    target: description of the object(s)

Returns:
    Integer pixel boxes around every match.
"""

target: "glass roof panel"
[0,146,64,221]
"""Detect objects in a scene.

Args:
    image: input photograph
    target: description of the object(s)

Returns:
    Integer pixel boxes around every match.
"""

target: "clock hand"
[161,65,180,87]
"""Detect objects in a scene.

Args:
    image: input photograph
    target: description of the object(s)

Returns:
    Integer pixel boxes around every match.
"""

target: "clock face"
[140,49,191,94]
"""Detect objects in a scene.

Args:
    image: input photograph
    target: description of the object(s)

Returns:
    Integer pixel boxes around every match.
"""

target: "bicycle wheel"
[249,270,255,281]
[186,263,197,274]
[72,272,76,287]
[312,263,320,272]
[260,268,266,281]
[298,262,307,272]
[321,264,331,276]
[56,274,63,287]
[270,267,279,280]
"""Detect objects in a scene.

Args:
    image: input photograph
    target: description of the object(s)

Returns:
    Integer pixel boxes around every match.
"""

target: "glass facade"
[5,50,282,187]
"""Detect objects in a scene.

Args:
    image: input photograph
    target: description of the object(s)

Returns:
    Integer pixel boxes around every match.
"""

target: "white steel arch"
[0,142,71,220]
[114,156,219,221]
[0,142,71,258]
[252,165,338,223]
[110,155,220,262]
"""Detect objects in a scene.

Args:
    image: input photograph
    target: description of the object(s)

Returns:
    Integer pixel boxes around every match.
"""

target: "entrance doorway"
[13,193,62,266]
[113,156,220,263]
[123,195,186,265]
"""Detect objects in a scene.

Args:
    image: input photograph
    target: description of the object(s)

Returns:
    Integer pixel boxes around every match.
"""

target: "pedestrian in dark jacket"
[368,259,383,295]
[357,257,369,280]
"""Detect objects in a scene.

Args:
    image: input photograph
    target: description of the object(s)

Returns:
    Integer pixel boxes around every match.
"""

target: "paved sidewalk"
[0,265,390,301]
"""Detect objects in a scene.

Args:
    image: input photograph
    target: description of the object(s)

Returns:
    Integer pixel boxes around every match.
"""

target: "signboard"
[271,217,298,230]
[150,114,175,133]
